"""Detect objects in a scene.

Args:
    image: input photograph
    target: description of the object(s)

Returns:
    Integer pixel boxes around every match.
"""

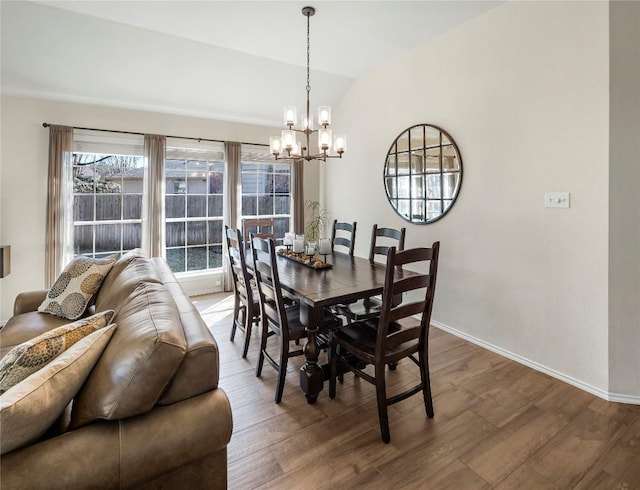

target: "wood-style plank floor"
[193,293,640,490]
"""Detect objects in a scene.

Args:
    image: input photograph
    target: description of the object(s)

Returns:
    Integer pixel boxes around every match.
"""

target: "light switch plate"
[545,192,570,208]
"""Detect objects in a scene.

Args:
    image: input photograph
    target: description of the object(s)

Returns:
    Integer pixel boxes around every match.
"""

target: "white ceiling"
[1,0,502,127]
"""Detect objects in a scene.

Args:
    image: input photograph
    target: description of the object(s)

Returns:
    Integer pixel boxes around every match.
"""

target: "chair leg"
[375,363,391,444]
[275,338,288,404]
[329,338,337,399]
[388,362,398,371]
[419,350,434,418]
[230,296,240,342]
[255,320,269,377]
[242,304,254,359]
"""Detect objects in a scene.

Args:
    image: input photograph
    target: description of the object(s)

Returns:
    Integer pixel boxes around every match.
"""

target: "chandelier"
[269,6,346,162]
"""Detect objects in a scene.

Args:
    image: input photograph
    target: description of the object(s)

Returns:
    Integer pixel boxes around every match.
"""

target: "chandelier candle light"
[270,6,346,162]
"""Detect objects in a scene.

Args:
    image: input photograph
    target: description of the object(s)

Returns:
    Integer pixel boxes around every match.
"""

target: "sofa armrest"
[0,389,233,489]
[13,290,49,316]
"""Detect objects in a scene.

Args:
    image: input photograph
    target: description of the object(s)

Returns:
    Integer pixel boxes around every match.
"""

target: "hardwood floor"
[192,293,640,490]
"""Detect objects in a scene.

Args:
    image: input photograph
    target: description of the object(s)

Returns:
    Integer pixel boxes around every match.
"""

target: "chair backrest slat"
[331,220,357,256]
[369,224,406,262]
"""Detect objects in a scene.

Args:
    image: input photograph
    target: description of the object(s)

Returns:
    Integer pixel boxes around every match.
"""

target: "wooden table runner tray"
[277,250,333,270]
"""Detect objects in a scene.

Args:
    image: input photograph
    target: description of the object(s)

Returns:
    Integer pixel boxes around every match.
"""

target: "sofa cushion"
[38,255,117,320]
[0,324,117,455]
[150,258,219,404]
[94,252,162,313]
[70,281,187,428]
[0,310,115,394]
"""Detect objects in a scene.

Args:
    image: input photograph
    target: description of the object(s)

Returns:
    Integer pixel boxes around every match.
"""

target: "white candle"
[305,242,316,256]
[293,238,304,253]
[319,239,331,254]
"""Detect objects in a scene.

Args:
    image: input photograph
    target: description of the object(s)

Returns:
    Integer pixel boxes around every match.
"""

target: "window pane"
[123,194,142,219]
[274,218,290,238]
[187,246,207,271]
[209,170,224,194]
[208,220,223,244]
[95,223,121,253]
[258,195,274,215]
[208,196,223,217]
[274,195,290,214]
[96,194,121,221]
[166,248,185,273]
[166,195,185,218]
[274,174,290,194]
[187,221,207,246]
[242,196,257,216]
[74,225,93,255]
[187,195,206,218]
[208,245,223,269]
[123,223,141,250]
[74,195,94,221]
[166,222,185,247]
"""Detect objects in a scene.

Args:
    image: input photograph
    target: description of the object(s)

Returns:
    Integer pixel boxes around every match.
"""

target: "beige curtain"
[223,142,241,291]
[293,159,305,235]
[45,125,73,287]
[142,134,166,257]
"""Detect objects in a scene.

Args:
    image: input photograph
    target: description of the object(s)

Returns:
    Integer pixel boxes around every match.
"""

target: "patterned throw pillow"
[38,255,117,320]
[0,310,114,394]
[0,323,117,455]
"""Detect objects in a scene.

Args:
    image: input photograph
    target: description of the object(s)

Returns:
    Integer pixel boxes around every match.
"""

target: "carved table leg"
[299,302,323,404]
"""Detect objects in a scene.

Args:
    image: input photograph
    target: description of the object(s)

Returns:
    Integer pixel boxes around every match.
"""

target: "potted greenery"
[304,200,328,244]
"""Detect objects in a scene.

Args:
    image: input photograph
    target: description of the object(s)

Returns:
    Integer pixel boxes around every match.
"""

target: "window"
[241,144,291,240]
[72,131,144,258]
[165,140,226,274]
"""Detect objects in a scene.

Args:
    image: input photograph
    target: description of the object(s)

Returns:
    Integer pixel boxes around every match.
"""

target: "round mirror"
[384,124,463,224]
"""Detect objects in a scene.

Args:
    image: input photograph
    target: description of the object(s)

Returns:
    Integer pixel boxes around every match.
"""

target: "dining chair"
[331,220,357,256]
[251,235,342,403]
[337,224,406,323]
[242,217,276,245]
[329,242,440,443]
[225,226,260,358]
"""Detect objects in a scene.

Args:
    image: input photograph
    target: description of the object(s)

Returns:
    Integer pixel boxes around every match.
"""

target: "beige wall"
[325,1,618,396]
[609,0,640,399]
[0,96,319,320]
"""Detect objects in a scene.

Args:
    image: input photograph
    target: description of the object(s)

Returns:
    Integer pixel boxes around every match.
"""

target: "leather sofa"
[0,251,233,489]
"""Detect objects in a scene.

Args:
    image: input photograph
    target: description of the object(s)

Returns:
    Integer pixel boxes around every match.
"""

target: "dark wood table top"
[274,251,388,309]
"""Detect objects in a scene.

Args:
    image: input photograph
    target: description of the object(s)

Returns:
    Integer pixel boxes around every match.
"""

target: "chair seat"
[333,319,419,364]
[336,296,382,321]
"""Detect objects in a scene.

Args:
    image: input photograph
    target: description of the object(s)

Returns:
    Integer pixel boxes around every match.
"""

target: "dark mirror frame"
[383,123,463,225]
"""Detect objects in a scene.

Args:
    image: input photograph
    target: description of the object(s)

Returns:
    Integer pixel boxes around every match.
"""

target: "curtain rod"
[42,122,269,147]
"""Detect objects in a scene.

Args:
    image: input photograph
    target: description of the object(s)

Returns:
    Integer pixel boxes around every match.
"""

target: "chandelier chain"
[306,12,311,94]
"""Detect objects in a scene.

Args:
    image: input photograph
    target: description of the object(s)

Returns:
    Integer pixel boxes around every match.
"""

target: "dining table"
[271,250,394,404]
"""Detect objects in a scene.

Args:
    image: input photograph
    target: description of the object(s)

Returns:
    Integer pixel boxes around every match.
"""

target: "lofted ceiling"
[1,0,502,127]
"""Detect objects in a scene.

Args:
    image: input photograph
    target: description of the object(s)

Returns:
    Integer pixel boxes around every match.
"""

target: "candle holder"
[318,238,332,262]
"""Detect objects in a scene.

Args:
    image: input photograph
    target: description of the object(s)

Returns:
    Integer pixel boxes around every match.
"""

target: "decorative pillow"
[0,310,114,394]
[38,255,117,320]
[0,323,117,455]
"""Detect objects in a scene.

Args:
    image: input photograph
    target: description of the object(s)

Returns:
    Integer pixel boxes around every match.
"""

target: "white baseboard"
[431,320,640,406]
